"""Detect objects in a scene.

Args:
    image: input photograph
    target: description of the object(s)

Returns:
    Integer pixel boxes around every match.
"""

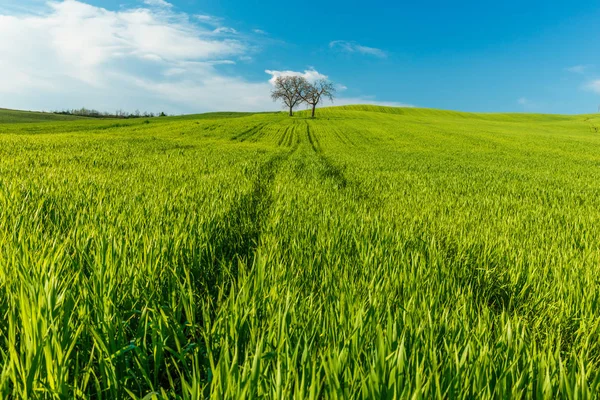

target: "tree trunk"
[289,107,293,117]
[311,104,316,118]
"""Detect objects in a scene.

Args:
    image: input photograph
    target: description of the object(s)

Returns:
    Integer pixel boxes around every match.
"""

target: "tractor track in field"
[306,121,348,190]
[306,121,320,153]
[277,125,293,147]
[584,117,599,133]
[205,120,365,292]
[231,122,269,142]
[330,126,356,147]
[304,121,381,205]
[202,142,299,293]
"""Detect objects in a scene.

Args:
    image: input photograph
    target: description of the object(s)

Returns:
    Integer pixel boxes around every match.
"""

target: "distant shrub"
[53,108,162,119]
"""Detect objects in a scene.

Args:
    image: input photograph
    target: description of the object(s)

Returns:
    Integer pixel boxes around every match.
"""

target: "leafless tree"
[271,76,308,116]
[302,79,336,118]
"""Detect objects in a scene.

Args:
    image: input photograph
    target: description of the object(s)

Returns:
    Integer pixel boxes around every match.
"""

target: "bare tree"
[302,79,336,118]
[271,76,308,116]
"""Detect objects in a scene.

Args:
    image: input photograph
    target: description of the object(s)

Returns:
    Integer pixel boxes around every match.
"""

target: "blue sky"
[1,0,599,114]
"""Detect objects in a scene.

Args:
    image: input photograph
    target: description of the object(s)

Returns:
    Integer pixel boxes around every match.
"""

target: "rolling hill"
[1,105,600,398]
[0,108,91,123]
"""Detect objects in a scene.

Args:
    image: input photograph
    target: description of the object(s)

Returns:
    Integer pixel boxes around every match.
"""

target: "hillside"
[0,108,91,123]
[1,106,600,397]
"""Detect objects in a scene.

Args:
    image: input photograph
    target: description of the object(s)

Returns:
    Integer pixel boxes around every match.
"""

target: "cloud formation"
[586,80,600,94]
[265,68,328,84]
[143,0,173,8]
[566,65,590,74]
[213,27,238,35]
[0,0,273,113]
[0,1,409,114]
[329,41,387,58]
[516,97,543,111]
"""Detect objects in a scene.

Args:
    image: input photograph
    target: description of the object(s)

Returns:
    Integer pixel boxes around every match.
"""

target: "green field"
[1,106,600,398]
[0,108,91,124]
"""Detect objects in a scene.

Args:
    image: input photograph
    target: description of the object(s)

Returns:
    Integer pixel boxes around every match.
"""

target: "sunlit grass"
[1,106,600,398]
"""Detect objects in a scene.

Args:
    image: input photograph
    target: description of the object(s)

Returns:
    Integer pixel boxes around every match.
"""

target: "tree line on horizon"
[53,108,169,119]
[49,78,336,120]
[271,76,336,117]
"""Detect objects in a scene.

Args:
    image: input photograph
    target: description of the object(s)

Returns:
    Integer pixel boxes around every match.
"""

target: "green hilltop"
[0,108,90,123]
[3,104,599,124]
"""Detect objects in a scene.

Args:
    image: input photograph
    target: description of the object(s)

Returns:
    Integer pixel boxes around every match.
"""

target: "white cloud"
[143,0,173,8]
[586,80,600,94]
[0,1,410,114]
[253,29,267,35]
[0,1,275,113]
[566,65,590,74]
[129,72,272,112]
[265,68,328,84]
[213,27,238,34]
[517,97,542,111]
[194,14,222,26]
[329,40,387,58]
[336,84,348,91]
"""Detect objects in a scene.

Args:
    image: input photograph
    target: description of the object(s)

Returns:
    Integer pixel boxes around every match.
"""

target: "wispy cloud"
[566,65,591,74]
[586,80,600,94]
[253,29,267,35]
[213,27,238,34]
[194,14,222,26]
[143,0,173,8]
[329,40,387,58]
[517,97,541,111]
[567,66,600,98]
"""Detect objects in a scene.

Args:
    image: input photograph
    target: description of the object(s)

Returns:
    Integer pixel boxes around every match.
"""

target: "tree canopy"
[271,76,336,117]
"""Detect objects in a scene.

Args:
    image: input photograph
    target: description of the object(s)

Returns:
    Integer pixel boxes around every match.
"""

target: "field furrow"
[1,106,600,398]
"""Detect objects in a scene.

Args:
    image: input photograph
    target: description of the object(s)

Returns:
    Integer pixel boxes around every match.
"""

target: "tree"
[302,79,336,118]
[271,76,308,116]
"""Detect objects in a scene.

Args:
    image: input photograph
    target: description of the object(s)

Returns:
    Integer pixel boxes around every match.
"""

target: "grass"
[1,105,600,398]
[0,108,90,123]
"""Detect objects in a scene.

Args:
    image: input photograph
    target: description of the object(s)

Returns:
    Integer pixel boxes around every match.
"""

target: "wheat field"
[1,106,600,398]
